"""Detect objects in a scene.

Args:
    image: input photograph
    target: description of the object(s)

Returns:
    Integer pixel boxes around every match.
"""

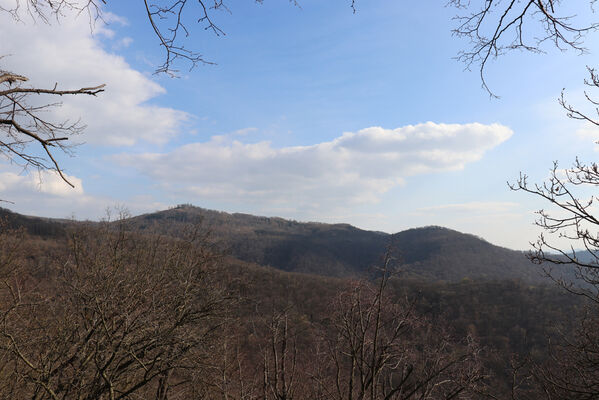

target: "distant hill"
[0,207,67,238]
[127,205,388,277]
[125,205,546,283]
[0,204,553,283]
[391,226,541,282]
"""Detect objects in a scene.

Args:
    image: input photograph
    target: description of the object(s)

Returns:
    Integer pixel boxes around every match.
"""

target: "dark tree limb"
[450,0,599,97]
[0,70,104,187]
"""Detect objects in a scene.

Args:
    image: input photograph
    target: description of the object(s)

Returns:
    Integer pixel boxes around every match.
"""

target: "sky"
[1,0,599,250]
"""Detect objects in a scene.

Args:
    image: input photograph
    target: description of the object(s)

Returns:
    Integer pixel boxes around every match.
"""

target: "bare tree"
[507,64,599,398]
[311,253,486,400]
[235,305,314,400]
[534,309,599,399]
[259,308,304,400]
[450,0,599,96]
[0,2,107,187]
[0,70,104,187]
[448,2,599,396]
[510,159,599,296]
[0,215,229,399]
[0,220,36,398]
[142,0,224,76]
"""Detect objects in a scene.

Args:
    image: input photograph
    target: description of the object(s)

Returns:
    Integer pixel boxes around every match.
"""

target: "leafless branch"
[0,70,104,187]
[450,1,599,97]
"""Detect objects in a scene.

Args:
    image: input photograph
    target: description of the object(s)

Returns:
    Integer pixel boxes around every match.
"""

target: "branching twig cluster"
[560,66,599,130]
[510,160,599,296]
[142,0,225,76]
[312,252,487,399]
[510,66,599,295]
[0,218,228,399]
[450,0,599,96]
[0,0,103,24]
[0,70,104,187]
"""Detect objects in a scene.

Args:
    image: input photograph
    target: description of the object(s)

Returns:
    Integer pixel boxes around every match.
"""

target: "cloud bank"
[116,122,513,211]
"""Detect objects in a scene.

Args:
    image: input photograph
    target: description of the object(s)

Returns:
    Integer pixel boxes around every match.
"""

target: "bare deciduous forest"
[0,205,592,399]
[3,1,599,399]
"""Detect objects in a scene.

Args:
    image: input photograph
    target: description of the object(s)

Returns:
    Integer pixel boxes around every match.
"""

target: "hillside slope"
[127,205,543,282]
[1,204,547,282]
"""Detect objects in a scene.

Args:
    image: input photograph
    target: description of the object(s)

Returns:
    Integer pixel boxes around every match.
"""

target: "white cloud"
[115,122,513,211]
[103,12,129,27]
[112,37,134,50]
[211,127,258,143]
[576,121,599,145]
[0,167,168,220]
[0,170,83,197]
[31,171,84,196]
[414,201,520,215]
[0,4,188,147]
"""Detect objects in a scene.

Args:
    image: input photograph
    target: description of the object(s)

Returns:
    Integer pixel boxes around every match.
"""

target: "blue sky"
[1,1,599,250]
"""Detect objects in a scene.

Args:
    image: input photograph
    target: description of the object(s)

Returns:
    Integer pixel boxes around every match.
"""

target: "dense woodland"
[0,205,595,399]
[3,0,599,398]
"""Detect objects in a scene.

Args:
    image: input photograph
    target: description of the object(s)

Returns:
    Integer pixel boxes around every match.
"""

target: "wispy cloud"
[575,122,599,147]
[414,201,520,215]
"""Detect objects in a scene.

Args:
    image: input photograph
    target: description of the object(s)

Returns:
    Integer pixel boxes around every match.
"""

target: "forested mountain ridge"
[0,206,67,237]
[126,204,545,283]
[0,205,588,398]
[0,204,546,283]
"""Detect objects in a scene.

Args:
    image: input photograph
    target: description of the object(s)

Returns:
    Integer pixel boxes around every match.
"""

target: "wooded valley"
[0,205,595,399]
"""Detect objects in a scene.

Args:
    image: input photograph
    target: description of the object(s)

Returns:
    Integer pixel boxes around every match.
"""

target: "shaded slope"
[0,204,546,283]
[0,207,66,238]
[129,205,543,283]
[130,205,388,276]
[392,226,539,282]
